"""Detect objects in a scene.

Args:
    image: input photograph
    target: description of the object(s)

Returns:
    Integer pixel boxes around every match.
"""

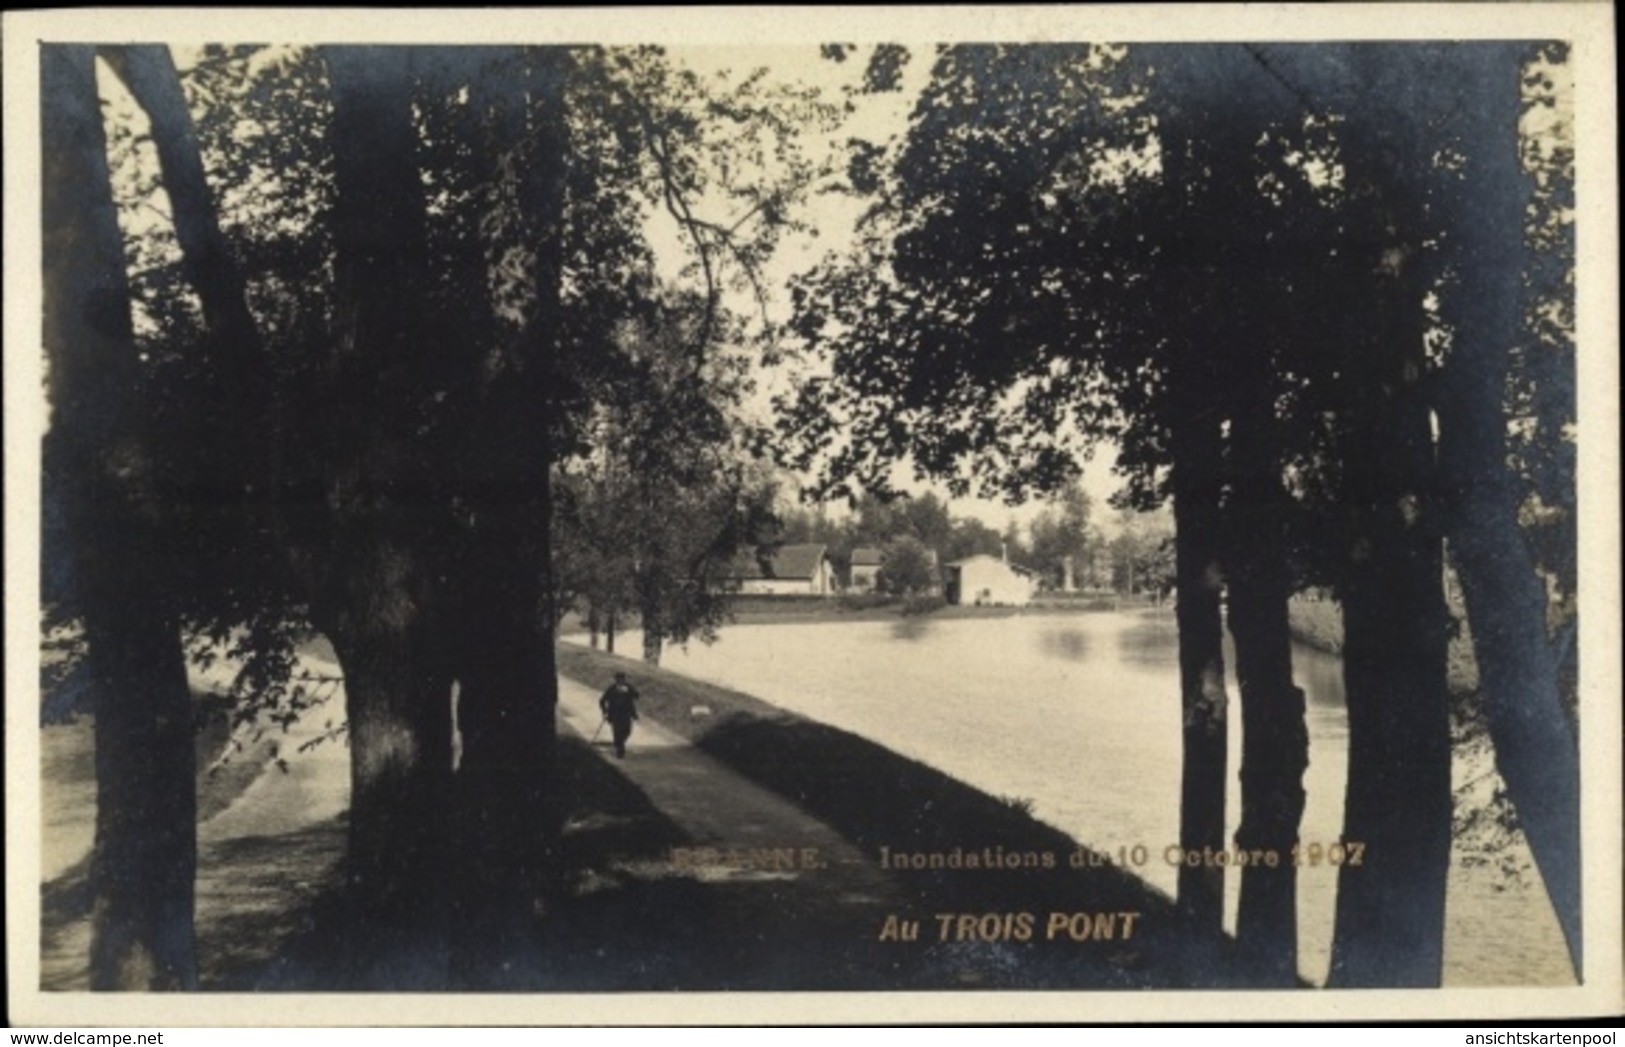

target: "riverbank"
[1286,597,1343,654]
[581,593,1475,696]
[1287,595,1479,694]
[569,593,1353,656]
[560,593,1165,637]
[557,642,1256,988]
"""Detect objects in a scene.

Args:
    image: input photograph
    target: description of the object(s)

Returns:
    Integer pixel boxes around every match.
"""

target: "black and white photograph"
[5,5,1619,1026]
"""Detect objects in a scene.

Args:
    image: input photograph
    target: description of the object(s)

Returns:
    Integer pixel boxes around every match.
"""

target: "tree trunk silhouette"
[1327,213,1452,988]
[439,49,571,981]
[1429,45,1581,977]
[448,443,561,976]
[321,48,455,968]
[1225,408,1308,986]
[83,603,198,991]
[42,44,199,991]
[323,551,453,985]
[451,42,568,832]
[1439,397,1582,975]
[1170,412,1230,942]
[641,624,665,666]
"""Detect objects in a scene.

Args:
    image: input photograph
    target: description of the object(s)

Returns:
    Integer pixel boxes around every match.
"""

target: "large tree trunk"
[1224,410,1308,986]
[1329,493,1452,986]
[1439,431,1581,973]
[1169,414,1231,943]
[42,44,200,991]
[447,44,568,834]
[445,494,560,985]
[439,48,571,983]
[1429,46,1581,977]
[83,605,198,991]
[322,542,453,984]
[1141,57,1277,950]
[1327,217,1453,988]
[321,47,457,972]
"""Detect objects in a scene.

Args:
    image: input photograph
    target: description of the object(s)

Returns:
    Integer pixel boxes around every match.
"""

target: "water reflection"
[1111,611,1347,714]
[1116,614,1180,669]
[1036,628,1091,662]
[1291,644,1347,712]
[889,615,938,642]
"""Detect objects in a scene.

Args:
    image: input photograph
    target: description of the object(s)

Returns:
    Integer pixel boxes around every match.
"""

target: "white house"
[725,543,835,596]
[946,553,1036,607]
[848,547,883,593]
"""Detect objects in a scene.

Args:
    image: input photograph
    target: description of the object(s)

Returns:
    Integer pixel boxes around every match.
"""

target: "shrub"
[901,594,947,616]
[838,592,897,612]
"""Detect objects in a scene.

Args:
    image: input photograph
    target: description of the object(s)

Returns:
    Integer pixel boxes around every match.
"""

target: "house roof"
[726,543,829,581]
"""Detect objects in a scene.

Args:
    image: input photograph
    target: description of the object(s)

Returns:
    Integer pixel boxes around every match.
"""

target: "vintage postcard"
[5,4,1620,1026]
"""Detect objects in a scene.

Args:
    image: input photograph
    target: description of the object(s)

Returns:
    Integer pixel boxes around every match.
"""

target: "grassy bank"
[1288,595,1479,695]
[556,598,910,634]
[1287,597,1344,655]
[557,642,1254,988]
[561,594,1154,636]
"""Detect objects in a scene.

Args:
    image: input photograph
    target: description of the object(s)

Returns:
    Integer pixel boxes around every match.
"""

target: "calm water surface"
[623,610,1571,986]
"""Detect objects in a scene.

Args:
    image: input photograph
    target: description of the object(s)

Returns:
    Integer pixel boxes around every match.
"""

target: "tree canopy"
[44,41,840,987]
[779,41,1578,984]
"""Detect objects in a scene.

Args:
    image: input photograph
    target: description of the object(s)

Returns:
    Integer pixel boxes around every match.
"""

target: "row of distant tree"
[553,449,1180,659]
[775,487,1176,596]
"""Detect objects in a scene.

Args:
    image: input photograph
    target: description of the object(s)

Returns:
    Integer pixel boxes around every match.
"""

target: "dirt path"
[188,652,352,985]
[547,676,913,989]
[557,676,896,902]
[44,671,912,991]
[41,652,353,991]
[43,663,1203,992]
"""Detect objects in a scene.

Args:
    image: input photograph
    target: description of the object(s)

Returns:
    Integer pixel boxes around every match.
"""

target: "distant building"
[849,544,944,596]
[945,553,1037,607]
[724,543,835,596]
[849,547,884,593]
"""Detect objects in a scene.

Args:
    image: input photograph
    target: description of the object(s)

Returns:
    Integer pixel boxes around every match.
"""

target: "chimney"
[1001,541,1008,564]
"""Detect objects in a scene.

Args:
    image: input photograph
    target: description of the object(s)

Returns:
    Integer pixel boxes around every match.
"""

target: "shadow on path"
[555,649,1251,989]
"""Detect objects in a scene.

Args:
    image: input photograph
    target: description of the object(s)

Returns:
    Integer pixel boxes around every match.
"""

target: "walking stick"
[591,716,606,744]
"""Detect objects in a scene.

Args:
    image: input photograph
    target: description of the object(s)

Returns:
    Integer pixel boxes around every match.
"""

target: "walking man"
[599,671,641,759]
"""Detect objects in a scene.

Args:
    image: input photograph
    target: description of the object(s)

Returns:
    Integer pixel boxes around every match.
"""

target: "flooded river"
[619,609,1572,986]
